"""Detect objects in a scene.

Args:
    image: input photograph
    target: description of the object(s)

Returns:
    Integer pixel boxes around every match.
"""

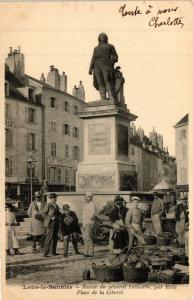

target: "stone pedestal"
[76,100,137,192]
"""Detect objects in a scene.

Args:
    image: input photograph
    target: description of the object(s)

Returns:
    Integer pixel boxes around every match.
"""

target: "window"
[28,108,35,123]
[48,167,62,184]
[179,129,186,140]
[64,101,69,112]
[131,147,135,156]
[5,103,11,119]
[73,127,79,138]
[50,121,57,133]
[5,158,13,177]
[64,168,70,184]
[63,124,70,136]
[29,88,35,101]
[28,133,36,150]
[57,168,62,184]
[5,129,13,147]
[73,105,78,115]
[48,167,57,184]
[50,97,56,108]
[51,142,56,157]
[73,146,79,160]
[65,144,69,158]
[5,82,9,97]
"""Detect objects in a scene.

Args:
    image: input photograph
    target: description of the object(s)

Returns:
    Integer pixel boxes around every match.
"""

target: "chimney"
[47,65,60,89]
[72,85,78,97]
[5,46,25,79]
[60,72,67,92]
[40,73,45,83]
[77,81,85,101]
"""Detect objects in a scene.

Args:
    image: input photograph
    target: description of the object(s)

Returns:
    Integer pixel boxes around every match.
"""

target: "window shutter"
[25,108,28,122]
[26,132,29,150]
[68,125,70,136]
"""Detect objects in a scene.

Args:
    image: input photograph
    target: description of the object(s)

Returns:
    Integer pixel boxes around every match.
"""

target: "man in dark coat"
[59,204,81,257]
[43,193,60,257]
[89,32,118,101]
[108,196,128,254]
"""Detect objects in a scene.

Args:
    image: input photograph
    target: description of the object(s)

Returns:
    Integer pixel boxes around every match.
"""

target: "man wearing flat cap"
[125,196,145,250]
[43,193,60,256]
[108,195,128,254]
[60,204,81,257]
[151,191,165,236]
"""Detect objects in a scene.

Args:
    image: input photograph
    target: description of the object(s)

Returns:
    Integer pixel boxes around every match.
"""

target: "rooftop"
[174,114,188,128]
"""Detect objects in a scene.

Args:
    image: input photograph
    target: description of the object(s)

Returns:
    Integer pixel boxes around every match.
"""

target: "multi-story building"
[174,114,188,196]
[5,48,86,203]
[5,61,43,204]
[130,123,176,191]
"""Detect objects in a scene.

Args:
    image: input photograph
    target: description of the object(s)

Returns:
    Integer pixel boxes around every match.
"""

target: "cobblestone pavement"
[6,240,109,286]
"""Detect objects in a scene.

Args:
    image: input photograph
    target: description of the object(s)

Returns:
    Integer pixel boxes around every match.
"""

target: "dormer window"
[29,88,35,101]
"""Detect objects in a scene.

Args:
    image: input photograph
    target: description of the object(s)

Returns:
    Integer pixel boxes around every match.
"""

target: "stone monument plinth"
[76,100,137,192]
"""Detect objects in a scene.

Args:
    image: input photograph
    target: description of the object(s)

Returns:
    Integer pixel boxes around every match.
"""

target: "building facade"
[5,48,86,204]
[130,123,176,191]
[174,114,188,195]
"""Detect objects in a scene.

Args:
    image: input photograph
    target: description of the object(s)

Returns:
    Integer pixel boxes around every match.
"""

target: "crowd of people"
[5,190,189,259]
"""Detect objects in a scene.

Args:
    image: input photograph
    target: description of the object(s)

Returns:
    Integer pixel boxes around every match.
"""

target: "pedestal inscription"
[78,173,115,190]
[88,123,110,155]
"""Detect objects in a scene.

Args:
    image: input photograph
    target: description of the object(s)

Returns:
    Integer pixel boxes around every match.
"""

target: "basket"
[92,264,124,282]
[156,237,169,246]
[144,236,157,245]
[123,267,149,283]
[174,272,189,284]
[148,269,175,283]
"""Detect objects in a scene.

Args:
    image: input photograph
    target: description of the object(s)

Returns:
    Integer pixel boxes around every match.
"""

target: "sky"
[0,1,192,156]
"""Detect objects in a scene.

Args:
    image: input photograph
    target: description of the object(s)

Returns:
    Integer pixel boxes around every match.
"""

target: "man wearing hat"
[43,193,60,257]
[175,194,188,246]
[125,196,145,250]
[40,179,49,204]
[108,195,128,254]
[60,204,81,257]
[82,192,97,257]
[27,191,45,253]
[151,191,165,236]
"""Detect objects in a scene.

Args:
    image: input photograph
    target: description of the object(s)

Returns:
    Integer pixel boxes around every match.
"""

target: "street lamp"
[27,156,37,203]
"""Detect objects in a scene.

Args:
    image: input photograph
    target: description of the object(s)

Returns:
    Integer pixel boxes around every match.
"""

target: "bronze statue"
[89,33,118,101]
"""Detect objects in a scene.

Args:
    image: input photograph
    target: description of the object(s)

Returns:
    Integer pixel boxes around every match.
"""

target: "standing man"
[175,195,188,246]
[43,193,60,257]
[27,191,45,253]
[40,179,49,204]
[151,191,165,236]
[89,32,118,101]
[125,196,145,250]
[60,204,81,257]
[108,196,128,255]
[82,192,97,257]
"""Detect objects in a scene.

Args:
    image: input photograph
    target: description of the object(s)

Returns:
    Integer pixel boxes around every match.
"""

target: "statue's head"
[98,32,108,43]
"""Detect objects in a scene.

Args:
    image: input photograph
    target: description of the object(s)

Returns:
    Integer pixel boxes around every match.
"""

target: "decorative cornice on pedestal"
[78,102,137,122]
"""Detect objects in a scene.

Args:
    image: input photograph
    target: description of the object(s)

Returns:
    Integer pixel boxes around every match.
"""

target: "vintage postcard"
[0,1,193,300]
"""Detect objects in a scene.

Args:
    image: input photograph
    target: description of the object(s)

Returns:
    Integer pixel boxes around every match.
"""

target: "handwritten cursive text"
[119,4,142,17]
[149,16,184,28]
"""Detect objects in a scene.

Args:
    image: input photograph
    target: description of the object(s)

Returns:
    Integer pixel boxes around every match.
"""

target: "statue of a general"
[89,33,121,102]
